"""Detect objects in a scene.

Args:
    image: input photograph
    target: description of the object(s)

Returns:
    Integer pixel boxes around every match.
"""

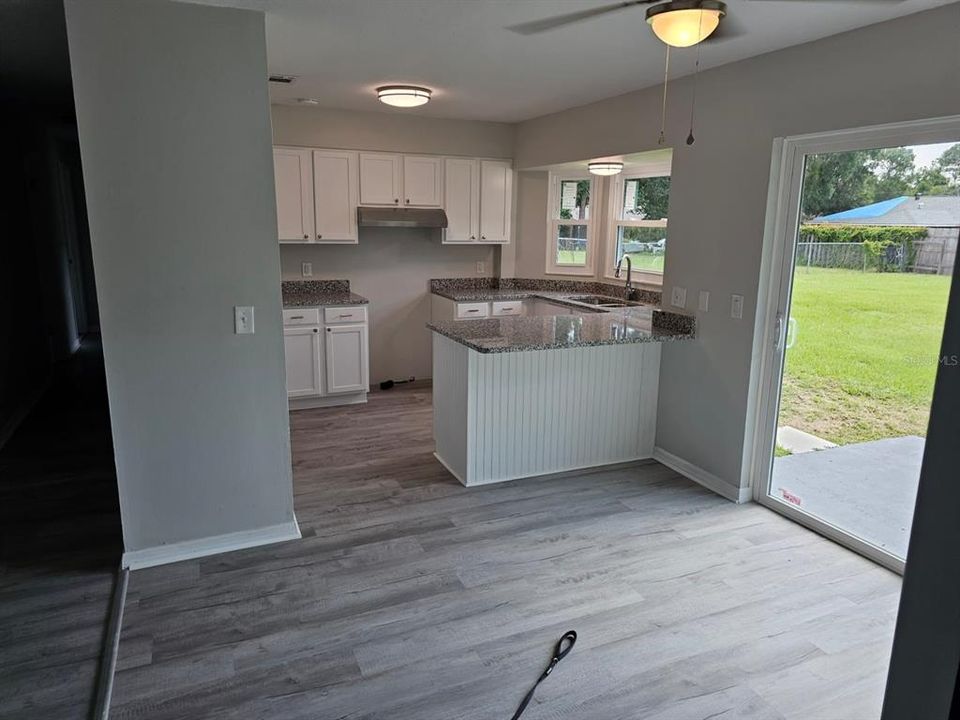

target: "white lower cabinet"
[283,326,322,398]
[283,305,369,406]
[325,324,369,394]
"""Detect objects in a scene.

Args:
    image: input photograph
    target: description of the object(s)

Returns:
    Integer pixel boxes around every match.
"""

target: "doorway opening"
[750,117,960,572]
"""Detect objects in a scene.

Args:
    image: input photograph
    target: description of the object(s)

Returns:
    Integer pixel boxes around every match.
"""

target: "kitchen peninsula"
[428,278,695,486]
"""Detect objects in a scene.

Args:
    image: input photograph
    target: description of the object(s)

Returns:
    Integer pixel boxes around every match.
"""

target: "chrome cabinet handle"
[290,315,304,319]
[338,314,351,318]
[394,198,399,204]
[317,233,322,239]
[470,235,476,240]
[303,234,308,239]
[326,328,331,332]
[405,199,410,204]
[466,309,479,313]
[481,235,486,240]
[312,328,318,333]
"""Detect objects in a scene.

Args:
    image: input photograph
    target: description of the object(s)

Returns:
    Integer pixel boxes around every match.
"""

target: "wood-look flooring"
[0,339,123,719]
[109,385,901,719]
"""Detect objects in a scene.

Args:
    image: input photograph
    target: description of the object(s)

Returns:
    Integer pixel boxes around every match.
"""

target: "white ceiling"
[191,0,955,123]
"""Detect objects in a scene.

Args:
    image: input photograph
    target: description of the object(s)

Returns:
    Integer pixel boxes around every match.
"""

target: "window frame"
[545,173,598,276]
[604,163,671,283]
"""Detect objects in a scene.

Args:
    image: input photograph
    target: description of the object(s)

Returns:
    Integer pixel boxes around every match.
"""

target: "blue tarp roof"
[816,196,908,221]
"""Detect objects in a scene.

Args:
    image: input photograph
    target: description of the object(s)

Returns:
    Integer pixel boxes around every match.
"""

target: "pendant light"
[588,161,624,176]
[377,85,432,108]
[646,1,725,48]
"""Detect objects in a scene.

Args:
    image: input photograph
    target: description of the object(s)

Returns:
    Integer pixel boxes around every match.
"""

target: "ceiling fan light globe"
[646,3,724,48]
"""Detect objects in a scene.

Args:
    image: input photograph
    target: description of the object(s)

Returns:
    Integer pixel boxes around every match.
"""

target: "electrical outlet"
[698,290,710,312]
[301,262,313,277]
[731,294,744,320]
[476,261,485,274]
[234,306,255,334]
[671,286,687,309]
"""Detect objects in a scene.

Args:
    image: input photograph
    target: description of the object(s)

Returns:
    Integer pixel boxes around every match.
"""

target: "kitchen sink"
[565,295,643,308]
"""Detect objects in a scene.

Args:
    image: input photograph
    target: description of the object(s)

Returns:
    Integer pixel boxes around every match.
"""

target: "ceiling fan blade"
[701,12,747,43]
[506,0,656,35]
[746,0,903,3]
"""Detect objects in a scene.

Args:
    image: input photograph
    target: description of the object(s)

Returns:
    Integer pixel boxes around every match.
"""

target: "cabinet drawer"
[324,306,368,324]
[283,308,321,326]
[491,301,522,317]
[456,302,490,320]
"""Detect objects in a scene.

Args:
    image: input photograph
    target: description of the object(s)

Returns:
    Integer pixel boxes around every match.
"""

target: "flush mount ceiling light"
[646,0,725,48]
[588,161,624,176]
[377,85,432,108]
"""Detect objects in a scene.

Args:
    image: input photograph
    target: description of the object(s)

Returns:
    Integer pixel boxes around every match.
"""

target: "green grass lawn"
[779,267,952,445]
[554,251,665,272]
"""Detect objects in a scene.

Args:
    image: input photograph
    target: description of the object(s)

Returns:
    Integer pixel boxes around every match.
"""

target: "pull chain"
[687,9,704,146]
[658,44,670,146]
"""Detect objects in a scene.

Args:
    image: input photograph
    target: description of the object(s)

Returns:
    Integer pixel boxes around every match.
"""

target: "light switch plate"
[476,261,485,274]
[671,286,687,309]
[731,294,744,320]
[234,306,255,334]
[698,290,710,312]
[301,262,313,277]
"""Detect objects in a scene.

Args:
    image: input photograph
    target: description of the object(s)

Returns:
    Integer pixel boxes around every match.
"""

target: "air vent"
[269,74,297,84]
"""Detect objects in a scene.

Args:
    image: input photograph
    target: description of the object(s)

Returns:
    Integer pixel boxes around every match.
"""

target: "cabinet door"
[359,153,402,206]
[274,148,314,241]
[283,326,322,398]
[325,324,369,394]
[443,158,479,243]
[313,150,358,243]
[479,160,513,244]
[403,155,443,207]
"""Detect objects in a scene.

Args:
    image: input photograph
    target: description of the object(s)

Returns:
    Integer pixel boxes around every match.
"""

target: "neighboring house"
[810,195,960,274]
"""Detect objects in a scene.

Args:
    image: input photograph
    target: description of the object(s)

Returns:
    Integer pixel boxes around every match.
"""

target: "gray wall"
[272,105,516,382]
[513,4,960,494]
[64,0,294,551]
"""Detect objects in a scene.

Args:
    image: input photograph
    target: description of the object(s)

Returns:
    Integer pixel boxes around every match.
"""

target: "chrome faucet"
[615,255,633,295]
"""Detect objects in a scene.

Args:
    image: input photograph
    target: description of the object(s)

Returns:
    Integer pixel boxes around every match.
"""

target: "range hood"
[357,206,448,229]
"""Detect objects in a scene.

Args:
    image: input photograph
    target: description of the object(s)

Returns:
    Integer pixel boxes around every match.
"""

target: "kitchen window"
[607,172,670,279]
[546,175,596,275]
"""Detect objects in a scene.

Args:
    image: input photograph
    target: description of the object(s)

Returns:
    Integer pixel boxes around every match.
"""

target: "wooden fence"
[911,228,958,275]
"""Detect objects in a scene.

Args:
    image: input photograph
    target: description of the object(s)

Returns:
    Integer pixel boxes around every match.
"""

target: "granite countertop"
[428,303,694,353]
[426,276,693,353]
[281,280,369,308]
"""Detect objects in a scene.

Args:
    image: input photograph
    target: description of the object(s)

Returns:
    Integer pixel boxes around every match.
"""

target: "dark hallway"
[0,340,122,719]
[0,1,124,717]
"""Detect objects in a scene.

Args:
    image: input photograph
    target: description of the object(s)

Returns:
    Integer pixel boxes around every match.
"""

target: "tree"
[801,151,877,219]
[913,166,953,196]
[867,147,915,202]
[935,143,960,184]
[632,176,670,220]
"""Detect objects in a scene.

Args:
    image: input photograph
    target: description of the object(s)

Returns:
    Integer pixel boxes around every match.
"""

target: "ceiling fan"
[508,0,903,44]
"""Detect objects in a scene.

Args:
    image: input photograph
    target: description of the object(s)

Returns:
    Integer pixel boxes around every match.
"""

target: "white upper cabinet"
[312,150,358,243]
[402,155,443,207]
[274,148,314,242]
[479,160,512,244]
[359,153,402,206]
[443,158,479,243]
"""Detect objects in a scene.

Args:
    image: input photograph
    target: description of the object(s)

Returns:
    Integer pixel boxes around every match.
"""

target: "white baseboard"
[121,515,302,570]
[435,451,655,489]
[289,393,367,411]
[653,447,751,503]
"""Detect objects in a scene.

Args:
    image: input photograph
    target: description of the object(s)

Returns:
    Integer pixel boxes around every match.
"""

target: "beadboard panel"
[433,333,660,486]
[432,334,470,482]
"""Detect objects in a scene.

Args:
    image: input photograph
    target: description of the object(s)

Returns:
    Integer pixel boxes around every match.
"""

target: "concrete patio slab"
[777,425,838,454]
[771,435,924,560]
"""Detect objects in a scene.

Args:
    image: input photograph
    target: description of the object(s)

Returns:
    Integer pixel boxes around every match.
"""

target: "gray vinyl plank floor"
[109,385,901,719]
